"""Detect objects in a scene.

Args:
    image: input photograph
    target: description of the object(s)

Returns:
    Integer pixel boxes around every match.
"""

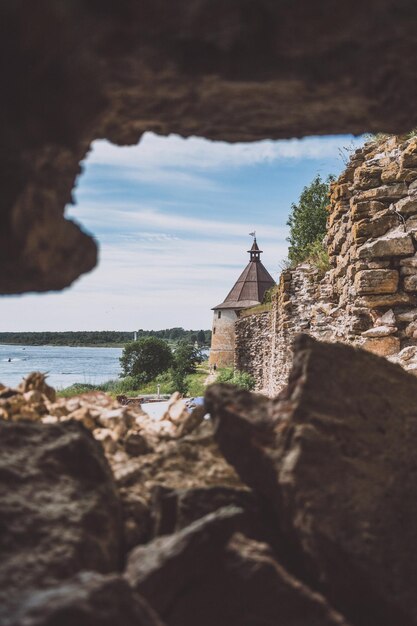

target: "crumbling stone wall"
[234,310,272,386]
[235,136,417,395]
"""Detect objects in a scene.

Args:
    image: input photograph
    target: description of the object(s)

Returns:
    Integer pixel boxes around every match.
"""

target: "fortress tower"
[209,237,275,368]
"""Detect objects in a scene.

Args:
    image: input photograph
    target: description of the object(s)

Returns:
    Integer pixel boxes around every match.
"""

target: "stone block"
[404,274,417,292]
[362,335,400,355]
[367,260,391,268]
[378,308,396,325]
[361,325,397,338]
[401,140,417,168]
[397,167,417,183]
[380,161,400,183]
[400,254,417,267]
[396,308,417,322]
[331,183,351,201]
[355,183,407,203]
[353,165,382,190]
[352,213,397,240]
[350,200,386,221]
[404,321,417,338]
[358,228,414,258]
[400,265,417,276]
[394,193,417,215]
[354,269,399,295]
[357,292,417,308]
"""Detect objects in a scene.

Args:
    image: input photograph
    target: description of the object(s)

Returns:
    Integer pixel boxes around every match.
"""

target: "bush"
[262,285,278,304]
[119,337,173,383]
[216,368,255,391]
[287,174,334,265]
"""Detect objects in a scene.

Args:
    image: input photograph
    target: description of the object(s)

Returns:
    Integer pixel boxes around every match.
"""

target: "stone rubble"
[0,372,243,555]
[4,334,417,624]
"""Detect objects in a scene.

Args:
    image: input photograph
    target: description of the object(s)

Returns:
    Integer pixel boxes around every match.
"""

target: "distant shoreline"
[0,329,212,349]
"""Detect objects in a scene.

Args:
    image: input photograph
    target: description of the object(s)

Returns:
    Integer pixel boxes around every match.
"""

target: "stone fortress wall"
[235,135,417,395]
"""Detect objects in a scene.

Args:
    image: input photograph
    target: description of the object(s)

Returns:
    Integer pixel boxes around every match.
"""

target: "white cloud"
[0,228,286,331]
[72,201,289,242]
[86,133,364,173]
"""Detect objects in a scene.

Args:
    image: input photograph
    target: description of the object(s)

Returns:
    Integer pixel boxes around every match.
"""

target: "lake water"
[0,344,123,389]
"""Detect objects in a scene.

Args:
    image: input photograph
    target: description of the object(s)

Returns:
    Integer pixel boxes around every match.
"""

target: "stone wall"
[235,135,417,395]
[234,310,273,387]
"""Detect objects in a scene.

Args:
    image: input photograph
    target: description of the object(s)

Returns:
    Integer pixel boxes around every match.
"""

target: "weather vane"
[249,231,256,240]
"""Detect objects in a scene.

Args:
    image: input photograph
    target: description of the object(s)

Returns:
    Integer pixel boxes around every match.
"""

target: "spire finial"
[247,233,262,261]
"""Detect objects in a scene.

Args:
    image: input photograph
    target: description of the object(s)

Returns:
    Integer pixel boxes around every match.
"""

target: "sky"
[0,133,365,331]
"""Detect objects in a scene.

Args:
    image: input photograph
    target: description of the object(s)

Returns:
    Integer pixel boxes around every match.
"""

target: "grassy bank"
[58,364,209,399]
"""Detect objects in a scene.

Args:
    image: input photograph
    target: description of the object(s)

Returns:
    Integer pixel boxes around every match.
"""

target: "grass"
[186,364,209,396]
[57,363,210,399]
[239,302,272,318]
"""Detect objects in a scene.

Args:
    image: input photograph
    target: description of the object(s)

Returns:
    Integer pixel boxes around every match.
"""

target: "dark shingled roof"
[213,239,275,310]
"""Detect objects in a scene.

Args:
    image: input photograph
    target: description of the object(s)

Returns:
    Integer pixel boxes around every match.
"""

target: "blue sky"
[1,133,364,331]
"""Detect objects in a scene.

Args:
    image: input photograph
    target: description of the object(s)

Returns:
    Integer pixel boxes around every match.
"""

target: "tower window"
[213,327,216,334]
[217,311,221,319]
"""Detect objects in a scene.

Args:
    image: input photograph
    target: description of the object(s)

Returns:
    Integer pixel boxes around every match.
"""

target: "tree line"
[0,329,211,347]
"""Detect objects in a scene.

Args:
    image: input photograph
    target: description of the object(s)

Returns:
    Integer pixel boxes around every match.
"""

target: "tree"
[286,174,334,265]
[119,337,173,384]
[197,330,206,345]
[171,340,203,395]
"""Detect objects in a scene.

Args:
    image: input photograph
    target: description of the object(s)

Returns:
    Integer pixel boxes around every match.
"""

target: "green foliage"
[136,327,212,344]
[59,365,210,399]
[59,376,143,397]
[171,369,188,395]
[262,285,278,304]
[216,367,255,391]
[0,328,212,347]
[58,383,97,398]
[170,340,204,395]
[119,337,173,384]
[99,376,140,394]
[365,130,417,144]
[239,303,272,318]
[286,174,334,265]
[173,341,202,373]
[186,369,208,397]
[305,239,332,276]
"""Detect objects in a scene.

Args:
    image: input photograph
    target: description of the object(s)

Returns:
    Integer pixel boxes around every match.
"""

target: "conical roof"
[213,239,275,310]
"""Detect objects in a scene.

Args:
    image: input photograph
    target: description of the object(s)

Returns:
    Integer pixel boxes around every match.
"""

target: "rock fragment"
[6,572,165,626]
[126,507,350,626]
[0,420,123,620]
[207,335,417,626]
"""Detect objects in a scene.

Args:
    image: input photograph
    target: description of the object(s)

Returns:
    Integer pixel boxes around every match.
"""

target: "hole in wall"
[1,132,365,334]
